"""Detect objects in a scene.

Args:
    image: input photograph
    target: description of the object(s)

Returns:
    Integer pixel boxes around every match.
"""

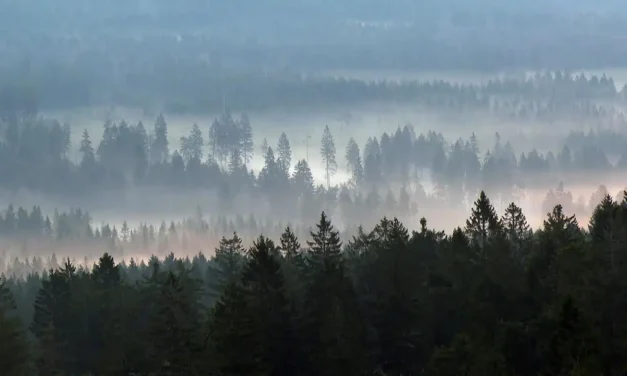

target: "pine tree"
[301,214,368,375]
[228,147,242,175]
[31,269,73,375]
[151,113,169,163]
[207,233,246,298]
[588,194,618,242]
[239,236,299,375]
[147,269,205,375]
[207,281,256,374]
[502,202,532,261]
[277,132,292,174]
[292,159,315,196]
[79,129,95,166]
[120,221,130,243]
[0,279,30,375]
[280,226,301,262]
[90,253,130,374]
[180,123,204,162]
[366,218,426,374]
[345,138,360,172]
[238,113,254,164]
[543,204,580,245]
[465,191,502,251]
[306,211,342,269]
[320,125,337,189]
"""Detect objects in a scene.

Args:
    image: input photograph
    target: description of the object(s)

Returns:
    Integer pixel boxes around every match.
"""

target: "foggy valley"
[3,1,627,375]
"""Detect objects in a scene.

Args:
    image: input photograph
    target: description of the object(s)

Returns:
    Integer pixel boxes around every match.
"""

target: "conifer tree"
[320,125,337,189]
[31,269,73,375]
[207,232,246,298]
[366,218,426,374]
[465,191,502,250]
[180,123,204,162]
[0,279,30,375]
[207,281,256,374]
[147,269,204,375]
[306,211,342,269]
[79,129,95,166]
[280,225,301,262]
[345,137,361,172]
[302,212,368,375]
[151,113,169,163]
[260,137,269,158]
[277,132,292,174]
[292,159,315,196]
[238,113,254,164]
[502,202,532,262]
[240,236,298,375]
[588,194,618,242]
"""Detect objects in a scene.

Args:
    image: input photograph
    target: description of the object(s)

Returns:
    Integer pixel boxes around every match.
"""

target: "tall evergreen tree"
[0,279,30,375]
[180,123,204,162]
[238,113,254,164]
[320,125,337,189]
[502,202,532,262]
[277,132,292,174]
[151,113,169,163]
[79,129,95,165]
[302,212,368,375]
[31,268,73,375]
[345,137,360,172]
[207,233,246,298]
[306,211,342,268]
[280,225,301,262]
[465,191,502,251]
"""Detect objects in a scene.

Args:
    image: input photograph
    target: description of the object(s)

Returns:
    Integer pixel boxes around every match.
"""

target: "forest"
[3,1,627,374]
[2,191,627,375]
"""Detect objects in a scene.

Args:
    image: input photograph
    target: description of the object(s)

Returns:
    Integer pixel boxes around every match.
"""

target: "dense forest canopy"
[2,192,627,375]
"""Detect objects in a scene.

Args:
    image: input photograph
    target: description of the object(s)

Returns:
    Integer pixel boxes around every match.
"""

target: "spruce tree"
[238,113,254,164]
[241,236,298,375]
[151,113,169,163]
[277,132,292,174]
[207,233,246,298]
[147,270,204,375]
[79,129,95,166]
[465,191,502,251]
[31,269,73,375]
[320,125,337,189]
[0,279,30,375]
[366,218,426,374]
[302,212,368,375]
[345,138,360,172]
[502,202,532,262]
[280,225,301,262]
[207,281,256,375]
[306,211,342,269]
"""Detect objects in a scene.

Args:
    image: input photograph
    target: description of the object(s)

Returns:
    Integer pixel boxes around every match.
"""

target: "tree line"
[0,109,625,233]
[3,191,627,374]
[1,65,626,114]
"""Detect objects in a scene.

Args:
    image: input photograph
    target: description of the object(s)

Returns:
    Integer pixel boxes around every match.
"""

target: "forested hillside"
[2,191,627,375]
